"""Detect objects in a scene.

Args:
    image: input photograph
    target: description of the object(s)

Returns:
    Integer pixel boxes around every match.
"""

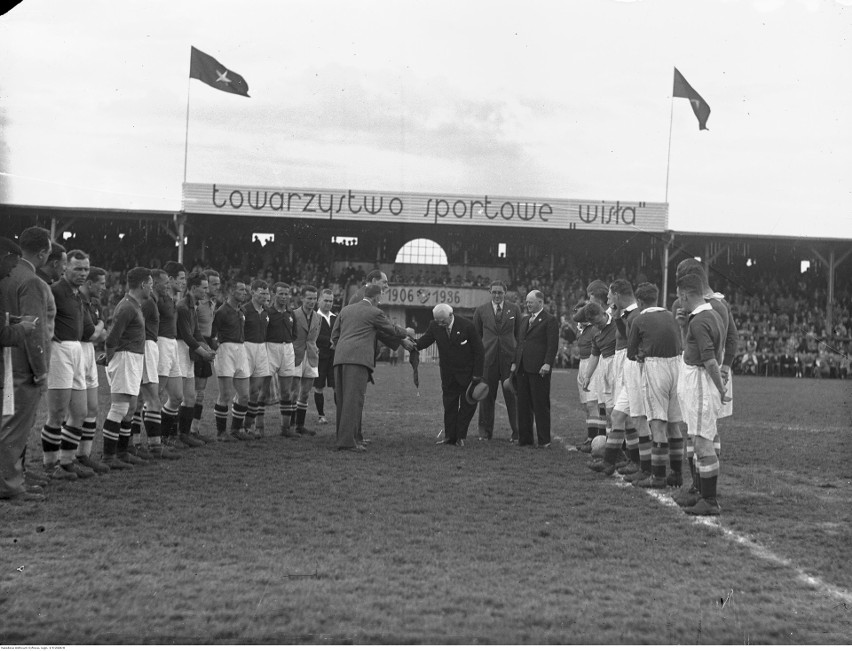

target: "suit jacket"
[514,309,559,373]
[473,300,521,378]
[316,311,337,360]
[415,315,484,388]
[331,299,409,371]
[0,259,53,381]
[292,306,321,367]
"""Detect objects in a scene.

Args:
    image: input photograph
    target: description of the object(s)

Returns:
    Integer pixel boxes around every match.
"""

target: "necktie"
[496,304,503,322]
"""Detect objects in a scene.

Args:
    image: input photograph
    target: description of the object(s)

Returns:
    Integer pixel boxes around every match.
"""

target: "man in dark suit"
[511,290,559,447]
[415,304,484,447]
[473,280,521,441]
[331,285,414,451]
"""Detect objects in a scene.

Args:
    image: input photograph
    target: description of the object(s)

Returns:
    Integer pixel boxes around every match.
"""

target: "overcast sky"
[1,0,851,239]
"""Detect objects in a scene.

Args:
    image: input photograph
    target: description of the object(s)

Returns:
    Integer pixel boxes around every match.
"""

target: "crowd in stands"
[55,227,851,380]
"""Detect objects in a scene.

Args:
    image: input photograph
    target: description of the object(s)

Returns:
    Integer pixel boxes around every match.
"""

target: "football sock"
[102,418,121,456]
[77,419,97,458]
[41,425,62,465]
[214,403,229,433]
[178,405,194,436]
[59,425,82,466]
[230,402,248,432]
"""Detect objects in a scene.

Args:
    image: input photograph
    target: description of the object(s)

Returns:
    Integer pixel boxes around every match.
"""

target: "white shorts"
[719,372,733,418]
[47,340,86,391]
[642,357,682,422]
[107,351,144,396]
[142,340,159,385]
[216,342,250,379]
[157,337,182,378]
[613,349,627,393]
[267,342,296,377]
[176,340,194,379]
[245,342,271,378]
[294,356,319,379]
[578,357,596,404]
[677,364,722,441]
[81,341,98,389]
[613,358,644,417]
[589,355,615,408]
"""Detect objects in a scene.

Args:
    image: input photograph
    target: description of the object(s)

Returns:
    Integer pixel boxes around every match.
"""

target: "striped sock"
[230,402,248,432]
[603,428,625,465]
[143,409,161,441]
[131,410,143,444]
[245,401,258,428]
[41,424,62,464]
[686,434,697,489]
[637,432,652,474]
[295,400,308,426]
[118,420,132,455]
[696,453,720,500]
[161,405,179,438]
[625,427,640,464]
[597,405,608,436]
[102,418,121,456]
[255,404,265,429]
[78,419,97,458]
[651,442,669,478]
[214,403,229,434]
[713,434,721,460]
[667,428,684,474]
[59,425,83,465]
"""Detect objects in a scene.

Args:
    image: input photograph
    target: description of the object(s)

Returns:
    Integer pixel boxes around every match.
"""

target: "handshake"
[400,327,418,352]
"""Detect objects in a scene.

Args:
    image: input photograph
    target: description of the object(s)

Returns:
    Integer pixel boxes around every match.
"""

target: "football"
[590,435,607,458]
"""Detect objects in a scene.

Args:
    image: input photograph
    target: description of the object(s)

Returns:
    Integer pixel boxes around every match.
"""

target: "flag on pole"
[189,46,250,97]
[673,67,709,130]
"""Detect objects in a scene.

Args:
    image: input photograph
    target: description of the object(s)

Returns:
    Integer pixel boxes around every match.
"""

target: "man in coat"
[331,284,414,451]
[473,280,521,441]
[0,227,54,500]
[415,304,484,447]
[511,290,559,447]
[290,285,321,436]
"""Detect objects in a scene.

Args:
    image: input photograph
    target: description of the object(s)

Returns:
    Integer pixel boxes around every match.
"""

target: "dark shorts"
[193,336,214,379]
[313,356,335,389]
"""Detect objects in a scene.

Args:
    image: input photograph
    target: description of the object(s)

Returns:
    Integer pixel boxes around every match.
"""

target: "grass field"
[1,364,850,644]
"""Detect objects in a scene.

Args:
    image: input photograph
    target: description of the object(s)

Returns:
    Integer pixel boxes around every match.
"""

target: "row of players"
[570,260,736,517]
[0,227,340,503]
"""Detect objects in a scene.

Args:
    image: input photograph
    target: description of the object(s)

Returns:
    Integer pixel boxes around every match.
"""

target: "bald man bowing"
[330,285,415,451]
[414,304,484,447]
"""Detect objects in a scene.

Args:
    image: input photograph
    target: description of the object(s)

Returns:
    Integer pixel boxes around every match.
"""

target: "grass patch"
[1,366,850,643]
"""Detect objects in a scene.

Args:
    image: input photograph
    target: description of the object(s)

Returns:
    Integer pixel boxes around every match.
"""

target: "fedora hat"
[465,379,489,405]
[502,374,516,395]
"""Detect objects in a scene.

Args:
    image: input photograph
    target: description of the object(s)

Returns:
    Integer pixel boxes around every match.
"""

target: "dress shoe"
[436,438,457,446]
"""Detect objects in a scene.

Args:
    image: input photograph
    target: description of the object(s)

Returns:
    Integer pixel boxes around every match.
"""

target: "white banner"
[183,183,668,232]
[382,285,490,308]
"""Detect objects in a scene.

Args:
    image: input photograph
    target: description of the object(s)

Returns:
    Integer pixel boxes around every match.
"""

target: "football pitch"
[1,365,850,644]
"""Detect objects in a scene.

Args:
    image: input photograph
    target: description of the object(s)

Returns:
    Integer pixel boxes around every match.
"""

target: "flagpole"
[183,75,192,185]
[664,94,675,203]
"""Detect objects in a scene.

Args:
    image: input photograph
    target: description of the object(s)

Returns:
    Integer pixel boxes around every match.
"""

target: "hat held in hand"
[466,379,489,405]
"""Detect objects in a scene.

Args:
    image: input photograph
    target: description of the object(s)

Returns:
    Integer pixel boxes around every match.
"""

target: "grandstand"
[2,197,850,379]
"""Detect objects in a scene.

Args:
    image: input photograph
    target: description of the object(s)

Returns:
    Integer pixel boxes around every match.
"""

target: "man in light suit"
[415,304,484,447]
[511,290,559,447]
[473,280,521,441]
[331,285,414,451]
[0,227,55,500]
[290,285,321,436]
